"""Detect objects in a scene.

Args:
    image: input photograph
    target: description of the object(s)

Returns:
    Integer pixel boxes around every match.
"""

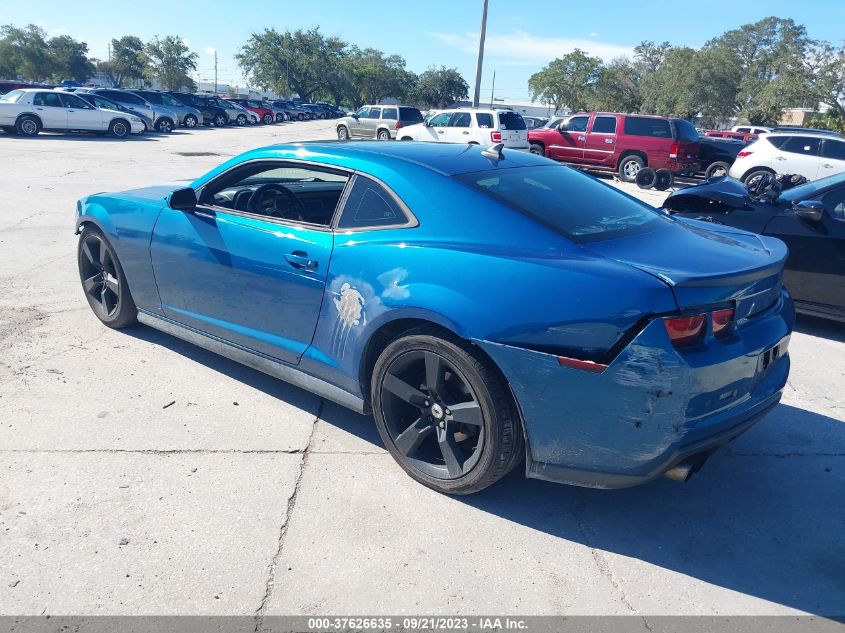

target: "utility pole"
[214,50,218,94]
[489,69,496,108]
[472,0,489,108]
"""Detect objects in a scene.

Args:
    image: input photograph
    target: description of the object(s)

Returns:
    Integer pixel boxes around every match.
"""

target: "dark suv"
[166,92,228,127]
[529,112,700,182]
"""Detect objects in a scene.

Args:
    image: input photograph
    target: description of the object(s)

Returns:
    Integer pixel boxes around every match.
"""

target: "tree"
[144,35,197,91]
[805,41,845,119]
[633,40,671,74]
[705,17,812,125]
[640,47,740,122]
[236,27,346,101]
[344,47,416,107]
[411,66,469,108]
[528,49,602,113]
[0,24,53,81]
[47,35,94,82]
[585,57,642,113]
[99,36,146,87]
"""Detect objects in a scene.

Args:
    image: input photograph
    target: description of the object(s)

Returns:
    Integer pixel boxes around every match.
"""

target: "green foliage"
[805,41,845,119]
[144,35,198,91]
[236,28,347,102]
[344,47,416,107]
[812,109,845,134]
[584,57,641,113]
[411,66,469,109]
[47,35,94,82]
[99,36,146,87]
[528,49,602,112]
[0,24,53,81]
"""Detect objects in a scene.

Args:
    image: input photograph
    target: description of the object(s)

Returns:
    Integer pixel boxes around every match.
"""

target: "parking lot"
[0,121,843,618]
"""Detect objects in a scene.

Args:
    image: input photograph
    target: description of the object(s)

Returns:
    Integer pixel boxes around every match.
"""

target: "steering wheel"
[247,183,306,221]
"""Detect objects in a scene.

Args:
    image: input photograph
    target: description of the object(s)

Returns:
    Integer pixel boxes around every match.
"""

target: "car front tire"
[371,328,524,495]
[155,118,173,133]
[337,125,350,140]
[108,119,130,139]
[529,143,545,156]
[77,226,137,329]
[16,115,40,137]
[184,114,198,128]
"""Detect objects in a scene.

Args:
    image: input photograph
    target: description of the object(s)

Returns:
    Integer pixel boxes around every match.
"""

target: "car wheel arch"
[618,150,648,168]
[16,112,42,128]
[741,166,775,182]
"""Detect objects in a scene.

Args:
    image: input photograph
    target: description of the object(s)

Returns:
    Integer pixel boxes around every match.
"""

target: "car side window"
[33,92,63,107]
[736,127,750,133]
[381,107,398,120]
[430,112,452,127]
[564,116,589,133]
[449,112,471,128]
[337,176,409,230]
[60,93,93,109]
[780,137,821,156]
[591,116,617,134]
[475,113,494,128]
[355,107,369,118]
[367,108,382,119]
[623,116,671,138]
[202,163,350,226]
[821,139,845,161]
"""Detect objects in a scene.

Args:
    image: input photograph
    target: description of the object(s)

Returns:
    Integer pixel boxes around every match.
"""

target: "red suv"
[528,112,700,182]
[223,98,276,125]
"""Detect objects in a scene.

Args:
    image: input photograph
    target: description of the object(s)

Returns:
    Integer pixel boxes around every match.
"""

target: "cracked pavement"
[0,122,843,618]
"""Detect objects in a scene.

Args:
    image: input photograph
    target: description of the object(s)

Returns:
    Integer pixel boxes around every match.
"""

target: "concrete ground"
[0,120,843,618]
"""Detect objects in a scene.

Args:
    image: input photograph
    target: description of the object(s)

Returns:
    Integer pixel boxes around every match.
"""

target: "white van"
[397,108,530,151]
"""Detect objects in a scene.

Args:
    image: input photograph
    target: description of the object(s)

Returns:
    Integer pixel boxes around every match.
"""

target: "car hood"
[118,180,194,201]
[663,176,754,211]
[585,217,787,319]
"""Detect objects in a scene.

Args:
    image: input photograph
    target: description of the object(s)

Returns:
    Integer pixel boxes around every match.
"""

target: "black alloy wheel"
[372,329,523,494]
[214,114,227,127]
[77,228,136,328]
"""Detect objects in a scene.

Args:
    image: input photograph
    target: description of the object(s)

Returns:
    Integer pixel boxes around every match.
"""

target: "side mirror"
[169,188,197,211]
[793,200,824,222]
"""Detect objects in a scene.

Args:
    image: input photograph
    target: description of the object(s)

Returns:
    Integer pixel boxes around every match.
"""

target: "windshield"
[779,171,845,203]
[455,165,663,243]
[0,90,24,103]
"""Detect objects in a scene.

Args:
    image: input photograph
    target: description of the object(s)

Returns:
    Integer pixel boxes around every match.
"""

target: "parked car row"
[0,85,346,138]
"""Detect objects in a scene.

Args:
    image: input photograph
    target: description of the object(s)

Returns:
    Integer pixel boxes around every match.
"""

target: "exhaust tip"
[665,454,709,482]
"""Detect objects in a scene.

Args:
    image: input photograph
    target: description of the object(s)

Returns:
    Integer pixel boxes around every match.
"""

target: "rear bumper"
[477,289,793,489]
[663,159,700,174]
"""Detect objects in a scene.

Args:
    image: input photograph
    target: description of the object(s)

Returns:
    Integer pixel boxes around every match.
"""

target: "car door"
[548,114,588,162]
[149,161,348,364]
[582,114,618,166]
[818,138,845,179]
[769,136,822,180]
[31,92,67,129]
[60,92,103,130]
[444,111,472,143]
[350,107,369,136]
[363,107,382,137]
[763,186,845,312]
[425,111,452,142]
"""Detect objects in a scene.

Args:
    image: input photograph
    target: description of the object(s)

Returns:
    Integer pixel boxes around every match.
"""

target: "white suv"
[397,108,530,151]
[0,89,145,138]
[729,132,845,184]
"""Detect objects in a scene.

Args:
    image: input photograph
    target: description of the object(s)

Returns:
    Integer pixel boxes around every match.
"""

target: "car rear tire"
[236,114,247,126]
[635,167,657,189]
[262,113,273,124]
[705,161,731,180]
[16,115,40,137]
[377,129,391,141]
[371,328,524,495]
[654,168,674,191]
[276,113,285,123]
[337,125,350,140]
[213,114,227,127]
[77,227,137,329]
[529,142,545,156]
[619,154,645,182]
[742,168,775,187]
[184,114,198,128]
[108,119,130,139]
[155,118,173,133]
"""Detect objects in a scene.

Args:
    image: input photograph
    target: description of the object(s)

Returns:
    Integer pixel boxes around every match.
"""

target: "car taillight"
[395,121,402,129]
[663,314,706,347]
[491,131,502,142]
[712,309,735,337]
[669,143,679,159]
[737,150,753,158]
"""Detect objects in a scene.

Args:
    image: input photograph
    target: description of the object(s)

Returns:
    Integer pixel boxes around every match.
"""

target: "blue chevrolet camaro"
[75,141,794,494]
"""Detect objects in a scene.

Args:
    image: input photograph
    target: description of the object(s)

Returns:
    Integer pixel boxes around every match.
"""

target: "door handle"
[285,251,318,271]
[775,156,787,161]
[578,136,586,141]
[36,107,44,111]
[462,131,469,135]
[605,138,614,144]
[823,163,834,168]
[437,130,445,134]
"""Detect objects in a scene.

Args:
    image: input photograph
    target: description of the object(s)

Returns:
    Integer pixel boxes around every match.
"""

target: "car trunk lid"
[585,218,786,319]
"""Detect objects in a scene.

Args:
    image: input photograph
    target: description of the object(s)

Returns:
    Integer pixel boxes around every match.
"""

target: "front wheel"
[529,142,545,156]
[371,329,523,495]
[213,114,227,127]
[108,119,130,139]
[263,113,273,124]
[16,115,40,137]
[77,227,137,329]
[337,125,350,140]
[377,129,391,141]
[184,114,198,128]
[236,114,247,126]
[155,118,173,133]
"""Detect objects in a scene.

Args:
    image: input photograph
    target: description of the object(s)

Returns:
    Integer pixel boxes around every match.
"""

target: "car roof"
[248,140,549,176]
[764,131,841,139]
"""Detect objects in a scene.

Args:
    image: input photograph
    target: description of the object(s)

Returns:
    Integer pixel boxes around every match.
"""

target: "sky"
[8,0,845,101]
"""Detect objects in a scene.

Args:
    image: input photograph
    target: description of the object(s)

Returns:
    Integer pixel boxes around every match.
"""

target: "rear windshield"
[673,118,699,143]
[624,116,671,138]
[399,107,423,122]
[498,112,526,130]
[455,165,661,243]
